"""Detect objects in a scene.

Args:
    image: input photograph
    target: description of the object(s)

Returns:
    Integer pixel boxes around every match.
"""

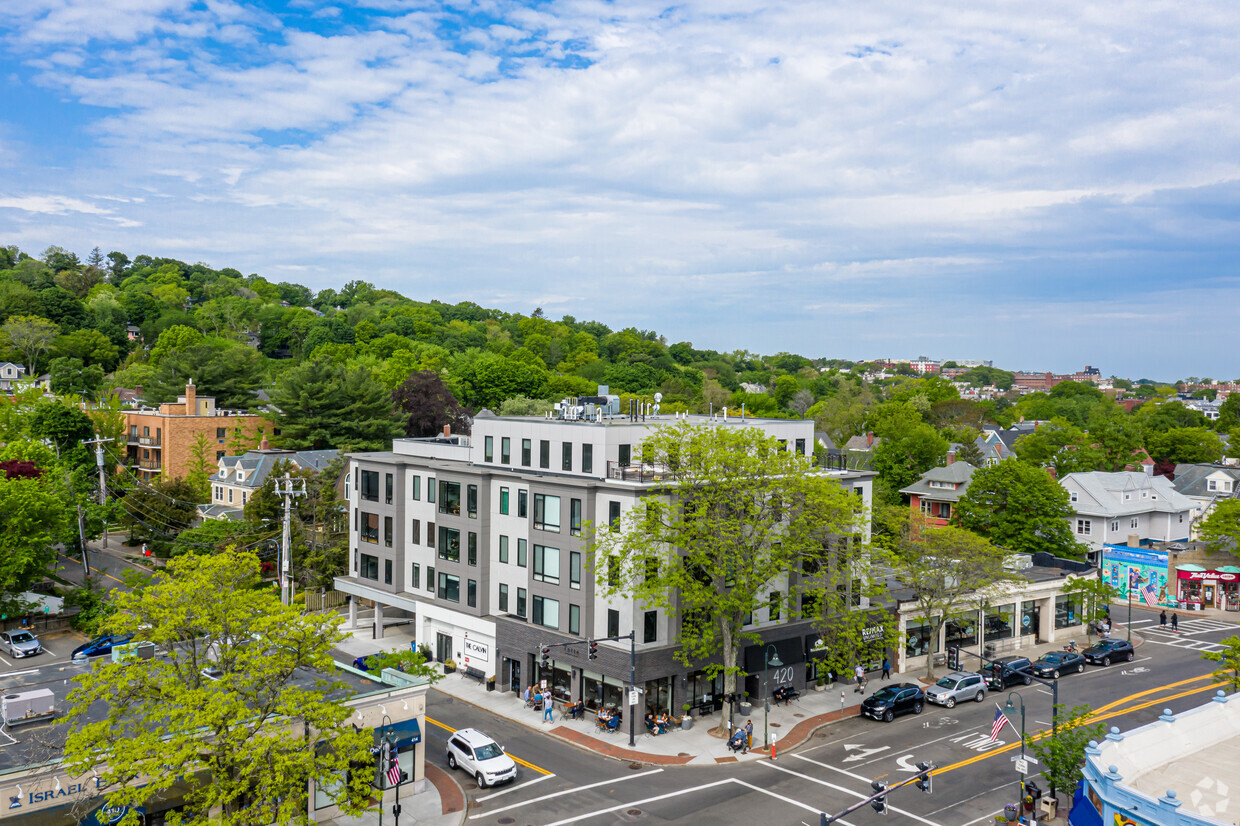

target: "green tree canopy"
[1197,499,1240,558]
[957,459,1082,558]
[267,356,402,451]
[1145,427,1224,464]
[62,550,378,826]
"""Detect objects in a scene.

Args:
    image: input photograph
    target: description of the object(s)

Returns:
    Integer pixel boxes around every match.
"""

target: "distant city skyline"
[2,1,1238,378]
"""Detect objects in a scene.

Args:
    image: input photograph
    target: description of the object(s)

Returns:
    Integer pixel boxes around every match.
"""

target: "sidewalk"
[320,763,465,826]
[337,621,1139,768]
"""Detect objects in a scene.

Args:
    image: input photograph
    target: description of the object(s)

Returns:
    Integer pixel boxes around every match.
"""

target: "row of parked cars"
[861,638,1136,722]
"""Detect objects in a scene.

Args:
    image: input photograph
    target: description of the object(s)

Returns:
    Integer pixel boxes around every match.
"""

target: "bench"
[460,666,486,685]
[773,687,800,706]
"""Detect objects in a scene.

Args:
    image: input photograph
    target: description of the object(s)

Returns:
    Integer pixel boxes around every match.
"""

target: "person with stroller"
[727,727,747,753]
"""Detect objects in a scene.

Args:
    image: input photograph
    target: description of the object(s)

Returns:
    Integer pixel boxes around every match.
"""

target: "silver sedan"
[0,630,43,658]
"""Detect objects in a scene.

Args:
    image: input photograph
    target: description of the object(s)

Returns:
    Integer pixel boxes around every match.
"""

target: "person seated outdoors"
[569,700,584,720]
[644,712,657,733]
[656,713,671,734]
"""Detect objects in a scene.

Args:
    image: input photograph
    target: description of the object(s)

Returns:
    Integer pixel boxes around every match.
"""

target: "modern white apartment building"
[334,406,875,717]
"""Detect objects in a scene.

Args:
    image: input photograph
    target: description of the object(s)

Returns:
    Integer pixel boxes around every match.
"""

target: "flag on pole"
[990,704,1014,742]
[386,756,403,786]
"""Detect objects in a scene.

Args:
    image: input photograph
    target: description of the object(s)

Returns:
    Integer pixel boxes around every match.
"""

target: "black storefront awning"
[742,635,805,672]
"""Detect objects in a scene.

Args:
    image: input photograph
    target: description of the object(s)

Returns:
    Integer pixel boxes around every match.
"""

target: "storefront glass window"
[984,603,1015,641]
[643,676,671,715]
[905,620,937,658]
[581,670,625,713]
[1020,602,1039,637]
[687,669,724,710]
[1054,594,1079,629]
[944,612,978,648]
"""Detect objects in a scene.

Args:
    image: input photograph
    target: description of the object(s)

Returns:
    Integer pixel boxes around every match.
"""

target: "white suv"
[446,728,517,789]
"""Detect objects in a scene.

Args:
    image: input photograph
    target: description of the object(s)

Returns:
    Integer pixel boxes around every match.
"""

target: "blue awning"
[373,718,422,749]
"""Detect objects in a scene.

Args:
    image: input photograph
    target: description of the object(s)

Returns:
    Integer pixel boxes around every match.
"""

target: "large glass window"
[905,620,938,658]
[1021,602,1038,637]
[570,499,582,536]
[539,440,550,469]
[384,516,393,547]
[534,494,561,532]
[499,535,509,564]
[944,612,977,648]
[501,437,511,464]
[644,610,657,643]
[532,596,560,629]
[467,532,477,566]
[427,566,433,592]
[411,519,420,545]
[518,490,528,517]
[517,539,527,568]
[360,554,379,580]
[583,670,624,713]
[437,526,460,562]
[569,551,581,589]
[467,579,477,608]
[607,609,620,638]
[1055,594,1080,629]
[385,473,393,504]
[619,444,631,467]
[361,512,379,544]
[582,444,593,474]
[533,545,560,584]
[499,583,509,612]
[467,485,478,518]
[569,604,581,635]
[428,478,436,503]
[984,603,1015,641]
[521,439,532,467]
[360,470,379,501]
[562,442,572,471]
[517,587,527,617]
[384,559,393,585]
[499,487,509,514]
[438,481,461,515]
[437,572,460,603]
[608,501,621,530]
[484,436,494,462]
[412,562,420,589]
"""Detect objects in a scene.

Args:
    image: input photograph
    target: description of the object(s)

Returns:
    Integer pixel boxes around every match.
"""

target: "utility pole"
[44,438,89,581]
[276,473,307,605]
[82,433,114,548]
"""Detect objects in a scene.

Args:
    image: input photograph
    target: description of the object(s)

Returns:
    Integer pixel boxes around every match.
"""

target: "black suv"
[1083,638,1135,666]
[984,656,1034,690]
[860,683,925,722]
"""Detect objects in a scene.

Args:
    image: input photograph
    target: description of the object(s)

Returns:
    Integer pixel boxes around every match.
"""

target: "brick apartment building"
[125,381,264,483]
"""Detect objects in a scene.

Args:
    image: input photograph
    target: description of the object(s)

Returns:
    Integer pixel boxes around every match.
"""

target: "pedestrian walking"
[744,720,753,752]
[854,663,865,693]
[543,697,554,722]
[1171,612,1179,632]
[880,657,891,680]
[1159,609,1167,629]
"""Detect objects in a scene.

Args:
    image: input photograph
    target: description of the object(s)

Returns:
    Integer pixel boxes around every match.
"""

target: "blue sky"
[2,1,1239,380]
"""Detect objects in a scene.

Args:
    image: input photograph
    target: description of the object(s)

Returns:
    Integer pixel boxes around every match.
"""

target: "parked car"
[924,671,987,708]
[1083,638,1135,666]
[446,728,517,789]
[0,630,43,659]
[1031,651,1086,679]
[71,634,134,662]
[984,656,1034,690]
[860,683,925,722]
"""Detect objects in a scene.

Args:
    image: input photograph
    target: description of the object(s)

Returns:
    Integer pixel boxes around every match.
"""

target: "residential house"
[899,460,976,525]
[0,362,27,391]
[1170,463,1240,535]
[334,410,875,716]
[973,422,1039,466]
[842,432,882,468]
[1060,471,1194,562]
[124,381,264,482]
[204,439,340,519]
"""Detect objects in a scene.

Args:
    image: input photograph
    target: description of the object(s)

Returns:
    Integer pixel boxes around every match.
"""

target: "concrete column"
[1039,596,1054,643]
[375,603,385,640]
[348,596,358,629]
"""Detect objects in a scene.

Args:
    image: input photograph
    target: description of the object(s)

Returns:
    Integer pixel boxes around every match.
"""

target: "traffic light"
[588,640,599,660]
[539,645,551,669]
[1024,780,1042,813]
[915,761,933,793]
[947,646,960,671]
[870,781,887,815]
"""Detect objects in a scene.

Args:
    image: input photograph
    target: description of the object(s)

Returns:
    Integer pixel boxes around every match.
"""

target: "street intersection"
[423,606,1238,826]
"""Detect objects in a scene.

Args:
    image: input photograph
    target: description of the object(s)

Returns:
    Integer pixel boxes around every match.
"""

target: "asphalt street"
[426,605,1239,826]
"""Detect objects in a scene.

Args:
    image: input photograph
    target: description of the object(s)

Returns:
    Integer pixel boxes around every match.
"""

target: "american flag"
[1141,582,1159,607]
[386,756,403,787]
[990,704,1015,742]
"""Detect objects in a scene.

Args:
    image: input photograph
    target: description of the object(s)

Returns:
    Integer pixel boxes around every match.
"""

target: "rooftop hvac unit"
[2,689,55,727]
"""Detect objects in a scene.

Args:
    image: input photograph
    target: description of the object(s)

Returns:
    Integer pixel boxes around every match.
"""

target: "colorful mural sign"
[1113,811,1158,826]
[1102,546,1173,608]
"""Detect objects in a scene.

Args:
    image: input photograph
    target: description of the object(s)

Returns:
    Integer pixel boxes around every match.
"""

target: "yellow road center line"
[934,679,1226,777]
[425,715,553,775]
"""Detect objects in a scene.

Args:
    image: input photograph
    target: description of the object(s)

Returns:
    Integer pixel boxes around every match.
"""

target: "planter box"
[443,665,456,675]
[681,717,693,731]
[737,702,753,716]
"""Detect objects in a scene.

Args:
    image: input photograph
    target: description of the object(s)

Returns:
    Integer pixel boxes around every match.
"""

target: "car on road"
[446,728,517,789]
[1083,638,1135,666]
[71,633,134,662]
[924,671,987,708]
[0,630,43,658]
[983,656,1034,690]
[1031,651,1086,678]
[860,683,925,722]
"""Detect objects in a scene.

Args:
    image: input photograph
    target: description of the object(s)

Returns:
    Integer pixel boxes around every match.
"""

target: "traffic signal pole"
[820,764,935,823]
[545,631,639,746]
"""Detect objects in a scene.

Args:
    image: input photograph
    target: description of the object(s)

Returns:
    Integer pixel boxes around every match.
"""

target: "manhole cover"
[794,713,804,718]
[627,809,643,816]
[677,752,690,757]
[771,722,782,728]
[498,819,516,825]
[628,761,644,769]
[814,731,829,738]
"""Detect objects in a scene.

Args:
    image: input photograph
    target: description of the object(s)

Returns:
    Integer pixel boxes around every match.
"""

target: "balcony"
[606,461,673,483]
[137,458,162,471]
[139,436,161,447]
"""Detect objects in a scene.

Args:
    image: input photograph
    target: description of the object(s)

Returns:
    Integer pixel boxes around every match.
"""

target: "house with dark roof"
[205,440,340,519]
[899,460,977,525]
[1170,462,1240,534]
[974,421,1042,466]
[1061,471,1194,562]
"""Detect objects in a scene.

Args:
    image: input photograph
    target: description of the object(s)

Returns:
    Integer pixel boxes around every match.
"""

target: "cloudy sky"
[2,1,1238,379]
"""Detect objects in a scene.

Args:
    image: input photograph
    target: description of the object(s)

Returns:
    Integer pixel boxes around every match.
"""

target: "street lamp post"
[1004,693,1027,821]
[763,644,783,748]
[1127,573,1133,643]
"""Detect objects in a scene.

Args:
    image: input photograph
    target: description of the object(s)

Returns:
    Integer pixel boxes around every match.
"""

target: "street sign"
[629,689,639,706]
[1010,754,1039,765]
[1015,758,1028,774]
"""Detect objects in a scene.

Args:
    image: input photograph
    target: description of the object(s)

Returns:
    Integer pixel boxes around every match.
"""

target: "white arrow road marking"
[841,743,890,762]
[895,754,920,772]
[769,760,945,826]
